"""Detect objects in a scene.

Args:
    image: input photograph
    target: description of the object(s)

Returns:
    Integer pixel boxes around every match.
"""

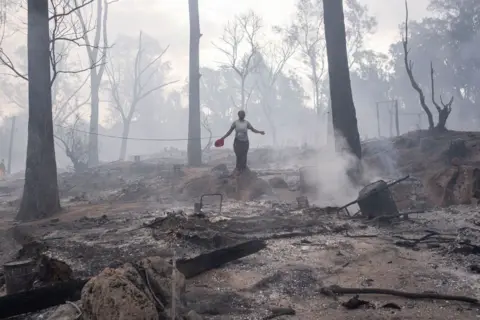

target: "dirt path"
[189,234,479,319]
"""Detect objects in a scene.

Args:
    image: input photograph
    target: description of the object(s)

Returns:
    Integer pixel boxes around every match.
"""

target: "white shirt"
[231,120,252,141]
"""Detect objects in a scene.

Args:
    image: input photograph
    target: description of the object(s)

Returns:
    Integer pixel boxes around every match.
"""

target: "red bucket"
[214,138,224,147]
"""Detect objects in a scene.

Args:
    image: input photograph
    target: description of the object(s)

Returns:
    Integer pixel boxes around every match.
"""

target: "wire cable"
[54,123,221,142]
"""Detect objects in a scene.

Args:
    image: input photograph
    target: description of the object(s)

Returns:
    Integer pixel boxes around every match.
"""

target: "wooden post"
[7,116,16,174]
[376,102,380,137]
[394,100,400,136]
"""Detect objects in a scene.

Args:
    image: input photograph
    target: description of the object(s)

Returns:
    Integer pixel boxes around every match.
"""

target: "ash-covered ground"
[1,131,480,320]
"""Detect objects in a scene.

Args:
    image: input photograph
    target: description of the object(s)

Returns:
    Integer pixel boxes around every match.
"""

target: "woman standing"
[220,110,265,172]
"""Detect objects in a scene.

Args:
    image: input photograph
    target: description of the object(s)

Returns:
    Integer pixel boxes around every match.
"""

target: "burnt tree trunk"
[119,120,130,161]
[88,79,100,166]
[322,0,361,159]
[17,0,61,221]
[86,0,109,167]
[187,0,202,166]
[436,109,449,131]
[326,99,334,146]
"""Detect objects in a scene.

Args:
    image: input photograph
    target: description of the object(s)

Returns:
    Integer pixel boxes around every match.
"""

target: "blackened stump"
[357,180,398,219]
[4,259,36,294]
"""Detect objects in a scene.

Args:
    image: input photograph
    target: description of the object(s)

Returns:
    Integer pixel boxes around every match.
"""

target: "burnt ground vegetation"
[1,130,480,319]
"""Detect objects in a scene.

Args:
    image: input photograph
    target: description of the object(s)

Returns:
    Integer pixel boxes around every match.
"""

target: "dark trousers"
[233,139,249,171]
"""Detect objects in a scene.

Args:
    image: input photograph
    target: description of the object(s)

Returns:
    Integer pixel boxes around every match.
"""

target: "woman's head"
[238,110,246,120]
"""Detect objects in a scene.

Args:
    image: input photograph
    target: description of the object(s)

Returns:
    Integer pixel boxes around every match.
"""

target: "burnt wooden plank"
[176,239,267,278]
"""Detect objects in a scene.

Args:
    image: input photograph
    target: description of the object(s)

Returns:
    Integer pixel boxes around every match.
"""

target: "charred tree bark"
[322,0,361,159]
[119,120,130,161]
[88,79,100,166]
[326,99,334,146]
[436,108,450,131]
[187,0,202,166]
[17,0,61,221]
[402,1,434,130]
[430,62,454,131]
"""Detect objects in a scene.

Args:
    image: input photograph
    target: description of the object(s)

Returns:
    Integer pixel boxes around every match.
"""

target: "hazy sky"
[108,0,430,77]
[0,0,430,119]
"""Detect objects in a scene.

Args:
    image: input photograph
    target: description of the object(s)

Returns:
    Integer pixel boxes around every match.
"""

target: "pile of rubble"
[177,166,274,201]
[0,255,202,320]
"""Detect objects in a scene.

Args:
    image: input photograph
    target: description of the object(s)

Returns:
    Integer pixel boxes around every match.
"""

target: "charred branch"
[402,0,434,130]
[289,0,326,113]
[73,0,117,166]
[402,0,454,131]
[0,0,107,82]
[321,285,478,304]
[48,0,93,21]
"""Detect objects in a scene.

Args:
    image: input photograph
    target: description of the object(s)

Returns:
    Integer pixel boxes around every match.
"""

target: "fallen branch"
[0,279,88,319]
[321,285,479,304]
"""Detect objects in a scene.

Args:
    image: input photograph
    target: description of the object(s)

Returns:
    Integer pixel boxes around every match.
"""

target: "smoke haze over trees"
[0,0,478,173]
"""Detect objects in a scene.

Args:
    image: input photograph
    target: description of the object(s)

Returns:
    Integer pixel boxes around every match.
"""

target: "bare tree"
[0,0,100,128]
[257,38,297,145]
[289,0,376,135]
[0,64,90,127]
[402,0,453,131]
[1,36,92,134]
[401,1,434,130]
[0,0,97,81]
[106,31,177,161]
[54,114,89,172]
[74,0,117,166]
[343,0,377,68]
[290,0,326,115]
[213,10,262,111]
